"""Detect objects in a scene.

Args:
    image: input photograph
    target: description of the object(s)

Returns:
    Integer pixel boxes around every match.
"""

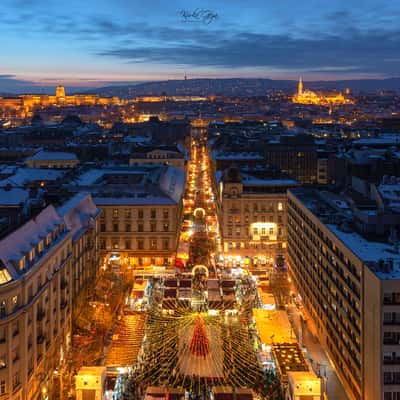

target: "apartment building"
[25,151,79,169]
[0,192,99,400]
[287,188,400,400]
[128,145,186,170]
[72,165,185,268]
[0,206,72,400]
[218,167,297,266]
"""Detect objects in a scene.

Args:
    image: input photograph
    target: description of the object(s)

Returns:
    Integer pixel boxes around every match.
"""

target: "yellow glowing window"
[0,269,12,284]
[278,202,283,211]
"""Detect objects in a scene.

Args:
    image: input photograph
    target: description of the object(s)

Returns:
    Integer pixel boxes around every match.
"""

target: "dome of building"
[56,85,66,98]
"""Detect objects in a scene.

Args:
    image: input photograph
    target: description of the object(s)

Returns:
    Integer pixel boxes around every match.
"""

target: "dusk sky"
[1,0,400,92]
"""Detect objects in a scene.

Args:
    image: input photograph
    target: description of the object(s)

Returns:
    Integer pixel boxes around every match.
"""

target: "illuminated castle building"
[0,85,121,113]
[292,77,353,105]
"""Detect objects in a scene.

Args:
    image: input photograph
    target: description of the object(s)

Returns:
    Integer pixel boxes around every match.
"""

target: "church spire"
[298,76,303,95]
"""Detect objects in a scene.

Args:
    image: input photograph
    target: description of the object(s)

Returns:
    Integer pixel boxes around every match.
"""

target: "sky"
[1,0,400,92]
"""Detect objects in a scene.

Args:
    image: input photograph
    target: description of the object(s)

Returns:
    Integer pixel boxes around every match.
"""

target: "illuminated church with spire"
[292,77,353,105]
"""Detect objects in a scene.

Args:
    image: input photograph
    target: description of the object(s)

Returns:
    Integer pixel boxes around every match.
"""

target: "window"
[163,210,169,219]
[12,321,18,337]
[236,228,240,236]
[253,227,258,235]
[269,227,274,235]
[12,371,19,390]
[150,222,156,232]
[0,379,5,395]
[113,224,119,232]
[234,216,240,224]
[138,210,144,219]
[18,257,25,271]
[112,239,119,250]
[100,223,106,232]
[150,239,157,250]
[137,239,144,250]
[0,328,5,343]
[112,208,119,218]
[100,240,106,250]
[125,209,131,218]
[0,301,6,318]
[12,348,19,363]
[125,240,131,250]
[269,215,274,222]
[163,223,169,232]
[126,223,131,232]
[12,295,18,311]
[138,223,144,232]
[261,228,266,235]
[278,202,283,211]
[150,209,156,219]
[163,239,169,250]
[0,355,6,369]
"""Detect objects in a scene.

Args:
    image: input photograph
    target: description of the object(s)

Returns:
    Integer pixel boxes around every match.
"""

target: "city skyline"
[1,0,400,92]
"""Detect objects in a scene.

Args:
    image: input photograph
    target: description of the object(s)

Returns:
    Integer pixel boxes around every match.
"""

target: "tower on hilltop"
[56,85,66,99]
[298,77,303,95]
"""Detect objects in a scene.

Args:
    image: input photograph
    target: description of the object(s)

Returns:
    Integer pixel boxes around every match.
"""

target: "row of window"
[384,372,400,384]
[227,242,283,250]
[100,238,170,251]
[384,392,400,400]
[100,222,170,233]
[226,227,282,237]
[384,293,400,305]
[103,209,170,219]
[226,202,284,213]
[227,215,283,224]
[0,266,69,318]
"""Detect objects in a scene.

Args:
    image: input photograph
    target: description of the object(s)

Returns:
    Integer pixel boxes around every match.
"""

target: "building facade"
[0,193,99,400]
[0,206,72,400]
[287,188,400,400]
[72,165,185,270]
[218,167,297,267]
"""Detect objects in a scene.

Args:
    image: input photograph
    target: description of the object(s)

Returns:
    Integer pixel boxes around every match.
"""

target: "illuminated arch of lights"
[193,207,206,219]
[192,264,209,277]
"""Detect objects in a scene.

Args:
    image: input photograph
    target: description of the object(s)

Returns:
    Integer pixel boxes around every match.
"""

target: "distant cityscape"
[0,69,399,400]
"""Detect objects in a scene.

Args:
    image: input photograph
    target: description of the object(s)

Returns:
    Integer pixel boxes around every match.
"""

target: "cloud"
[0,75,40,93]
[97,28,400,76]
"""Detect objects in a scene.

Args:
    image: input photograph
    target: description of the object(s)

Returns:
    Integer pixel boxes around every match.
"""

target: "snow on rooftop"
[0,187,29,206]
[242,173,297,186]
[26,150,78,161]
[0,168,65,187]
[0,205,66,284]
[159,166,185,203]
[57,193,99,240]
[93,196,176,206]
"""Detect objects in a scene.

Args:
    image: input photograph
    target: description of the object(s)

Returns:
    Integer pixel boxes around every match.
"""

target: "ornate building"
[292,77,353,105]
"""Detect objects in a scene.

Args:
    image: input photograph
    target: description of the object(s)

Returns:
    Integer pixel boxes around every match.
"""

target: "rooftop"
[289,188,400,280]
[26,150,78,161]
